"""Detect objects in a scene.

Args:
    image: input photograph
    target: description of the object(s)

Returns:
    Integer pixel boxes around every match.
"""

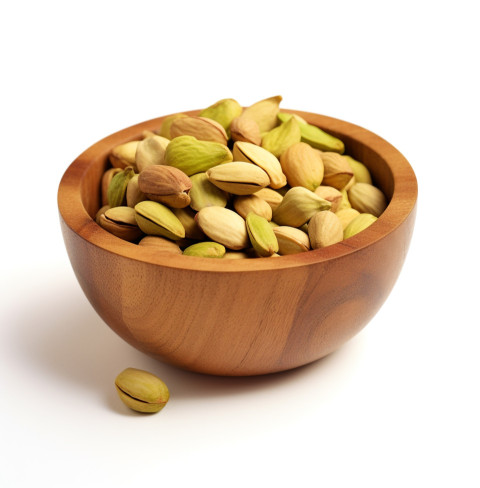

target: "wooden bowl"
[58,110,417,376]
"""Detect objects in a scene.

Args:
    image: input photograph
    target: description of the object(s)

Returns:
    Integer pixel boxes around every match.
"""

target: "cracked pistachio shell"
[314,185,343,213]
[240,95,282,133]
[308,211,343,249]
[280,142,324,191]
[343,213,378,239]
[232,141,286,189]
[344,155,372,185]
[101,167,122,206]
[335,208,361,230]
[109,141,140,170]
[183,241,226,258]
[172,207,206,240]
[189,172,228,211]
[321,152,354,190]
[99,206,143,242]
[246,212,279,257]
[206,162,270,195]
[138,236,182,254]
[230,116,262,145]
[95,204,110,225]
[115,368,169,413]
[135,201,185,240]
[107,167,135,208]
[261,116,301,158]
[234,194,272,221]
[199,98,243,133]
[273,226,311,255]
[164,135,233,176]
[158,113,187,139]
[135,134,170,172]
[126,174,146,208]
[170,116,228,145]
[272,186,331,227]
[348,182,387,217]
[196,206,249,250]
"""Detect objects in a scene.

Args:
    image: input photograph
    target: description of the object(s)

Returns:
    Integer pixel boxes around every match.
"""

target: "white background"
[1,1,479,486]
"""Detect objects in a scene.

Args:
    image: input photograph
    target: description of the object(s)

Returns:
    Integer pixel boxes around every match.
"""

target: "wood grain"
[58,110,417,376]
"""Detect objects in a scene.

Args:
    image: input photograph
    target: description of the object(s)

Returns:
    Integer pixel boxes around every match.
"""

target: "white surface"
[1,1,479,486]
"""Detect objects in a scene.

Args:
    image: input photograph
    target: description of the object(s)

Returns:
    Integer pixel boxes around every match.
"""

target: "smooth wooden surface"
[58,110,417,376]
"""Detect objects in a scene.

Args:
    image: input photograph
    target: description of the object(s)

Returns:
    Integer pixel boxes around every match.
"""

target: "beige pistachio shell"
[172,207,206,240]
[223,251,251,259]
[280,142,324,191]
[246,212,279,257]
[338,189,352,210]
[170,116,228,145]
[277,112,308,125]
[343,213,378,239]
[314,185,343,213]
[230,116,262,145]
[234,194,272,221]
[138,235,182,254]
[206,162,270,195]
[189,172,228,211]
[101,167,122,206]
[273,226,311,255]
[99,206,143,242]
[107,167,135,208]
[199,98,243,132]
[109,141,139,170]
[135,135,170,172]
[343,155,372,184]
[254,187,284,211]
[335,208,361,230]
[95,204,110,225]
[321,152,354,190]
[158,113,187,139]
[308,211,343,249]
[126,174,146,208]
[135,201,185,240]
[348,182,387,217]
[240,95,282,133]
[183,241,226,258]
[261,116,301,158]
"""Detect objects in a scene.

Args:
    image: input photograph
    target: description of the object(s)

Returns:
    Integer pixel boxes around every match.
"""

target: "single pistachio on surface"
[261,116,301,158]
[335,208,361,230]
[183,241,226,258]
[109,141,140,170]
[95,204,110,225]
[102,167,122,206]
[240,95,282,133]
[199,98,243,133]
[164,135,233,176]
[126,174,146,208]
[343,213,378,239]
[206,162,270,195]
[115,368,169,413]
[280,142,324,191]
[172,207,206,240]
[196,206,249,250]
[189,172,228,211]
[230,116,262,145]
[314,185,343,213]
[135,135,170,172]
[158,113,187,139]
[135,200,185,240]
[234,194,272,221]
[99,206,143,242]
[343,155,372,185]
[273,226,311,255]
[277,112,308,125]
[232,141,286,189]
[308,211,343,249]
[254,187,284,211]
[321,152,354,190]
[107,166,135,208]
[348,182,387,217]
[138,165,192,208]
[138,235,182,254]
[272,186,331,227]
[170,116,228,145]
[246,212,279,257]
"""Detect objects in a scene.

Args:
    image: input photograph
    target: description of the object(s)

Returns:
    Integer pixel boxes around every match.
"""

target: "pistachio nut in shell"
[230,116,262,145]
[135,200,185,240]
[344,155,372,185]
[206,162,270,195]
[240,95,282,133]
[158,113,187,139]
[272,186,331,227]
[232,141,286,189]
[199,98,243,133]
[115,368,169,413]
[95,204,110,225]
[109,141,139,170]
[234,194,272,221]
[196,206,249,250]
[273,226,311,255]
[343,213,378,239]
[335,208,360,230]
[102,167,122,206]
[138,235,182,254]
[126,174,146,208]
[254,187,284,211]
[183,241,226,258]
[308,211,343,249]
[138,165,192,208]
[314,185,342,212]
[280,142,324,191]
[107,166,135,208]
[261,116,301,158]
[99,206,143,242]
[338,189,352,211]
[246,212,279,257]
[321,152,354,190]
[172,207,206,240]
[164,135,233,176]
[135,134,170,172]
[277,112,308,125]
[170,116,228,145]
[189,172,228,211]
[348,182,387,217]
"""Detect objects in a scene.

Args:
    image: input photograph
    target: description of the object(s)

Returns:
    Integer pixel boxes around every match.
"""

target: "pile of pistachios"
[96,96,387,258]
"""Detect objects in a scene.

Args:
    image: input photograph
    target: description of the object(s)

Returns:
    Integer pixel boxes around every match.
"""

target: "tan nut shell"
[170,116,228,145]
[135,135,170,172]
[109,141,139,170]
[99,206,143,242]
[308,211,344,249]
[335,208,361,230]
[314,186,343,213]
[138,236,182,254]
[280,142,324,191]
[321,152,354,190]
[254,188,284,211]
[348,182,387,217]
[234,194,273,221]
[230,116,262,145]
[206,162,270,195]
[273,226,311,255]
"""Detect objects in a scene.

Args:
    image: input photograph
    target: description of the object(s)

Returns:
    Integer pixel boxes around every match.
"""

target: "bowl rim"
[58,109,418,272]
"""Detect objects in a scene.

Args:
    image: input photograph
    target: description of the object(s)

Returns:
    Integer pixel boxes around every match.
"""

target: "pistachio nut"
[171,206,206,240]
[272,186,331,227]
[138,165,192,208]
[321,152,354,190]
[246,212,279,257]
[206,162,270,195]
[126,174,146,208]
[277,112,308,125]
[230,116,262,145]
[240,95,282,133]
[280,142,324,191]
[232,141,286,189]
[115,367,169,413]
[254,187,284,211]
[102,167,122,206]
[164,135,233,176]
[343,155,372,185]
[234,194,272,221]
[107,166,135,208]
[343,213,378,239]
[95,204,110,225]
[199,98,243,133]
[196,206,249,250]
[135,200,185,240]
[338,188,352,210]
[273,226,311,255]
[189,172,228,211]
[308,211,343,249]
[170,116,228,145]
[183,241,226,258]
[135,134,170,172]
[138,235,182,254]
[335,208,361,230]
[158,113,187,139]
[348,182,387,217]
[261,116,301,158]
[99,206,143,242]
[109,141,139,170]
[314,185,343,213]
